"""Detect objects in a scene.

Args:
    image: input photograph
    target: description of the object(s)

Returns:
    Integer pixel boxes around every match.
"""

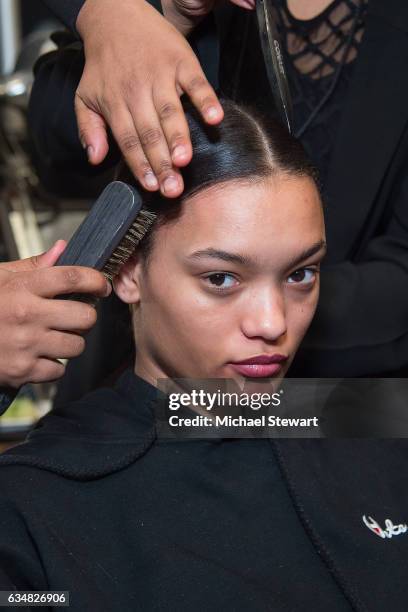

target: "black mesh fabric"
[275,0,368,186]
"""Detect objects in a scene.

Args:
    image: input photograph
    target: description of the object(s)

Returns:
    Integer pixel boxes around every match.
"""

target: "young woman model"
[0,101,406,612]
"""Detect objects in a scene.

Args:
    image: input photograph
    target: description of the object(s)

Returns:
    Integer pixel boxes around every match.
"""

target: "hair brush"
[55,181,156,302]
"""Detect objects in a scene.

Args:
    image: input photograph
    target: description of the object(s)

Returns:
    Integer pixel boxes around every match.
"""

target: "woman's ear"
[113,254,142,304]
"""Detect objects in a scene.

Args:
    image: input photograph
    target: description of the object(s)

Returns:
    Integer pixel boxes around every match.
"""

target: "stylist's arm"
[0,240,110,396]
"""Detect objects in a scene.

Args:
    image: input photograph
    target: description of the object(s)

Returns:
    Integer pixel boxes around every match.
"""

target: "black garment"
[275,0,368,185]
[0,369,407,611]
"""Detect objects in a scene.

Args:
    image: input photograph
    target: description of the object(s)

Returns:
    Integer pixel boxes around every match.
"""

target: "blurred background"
[0,0,90,447]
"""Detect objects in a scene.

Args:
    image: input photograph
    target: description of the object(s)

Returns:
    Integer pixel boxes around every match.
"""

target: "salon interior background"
[0,0,89,443]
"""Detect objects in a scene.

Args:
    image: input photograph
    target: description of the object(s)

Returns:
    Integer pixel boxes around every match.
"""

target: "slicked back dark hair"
[118,98,318,261]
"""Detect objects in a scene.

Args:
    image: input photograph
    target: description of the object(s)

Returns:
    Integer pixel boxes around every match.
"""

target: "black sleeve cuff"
[41,0,86,34]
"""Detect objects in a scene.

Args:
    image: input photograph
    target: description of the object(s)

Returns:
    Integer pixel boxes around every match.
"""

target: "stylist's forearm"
[75,0,223,198]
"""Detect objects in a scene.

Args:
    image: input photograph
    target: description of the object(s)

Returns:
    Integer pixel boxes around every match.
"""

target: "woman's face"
[115,175,326,387]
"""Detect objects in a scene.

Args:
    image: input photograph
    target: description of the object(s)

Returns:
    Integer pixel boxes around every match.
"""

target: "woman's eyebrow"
[187,248,251,265]
[286,240,327,269]
[187,242,327,267]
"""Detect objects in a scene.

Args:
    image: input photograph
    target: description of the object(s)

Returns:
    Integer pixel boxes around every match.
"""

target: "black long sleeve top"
[0,370,407,610]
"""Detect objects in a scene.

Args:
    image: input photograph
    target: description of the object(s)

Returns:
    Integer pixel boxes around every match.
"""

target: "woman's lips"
[228,354,287,378]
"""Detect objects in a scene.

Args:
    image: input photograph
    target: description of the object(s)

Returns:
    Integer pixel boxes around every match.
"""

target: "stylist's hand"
[0,241,111,388]
[75,0,224,198]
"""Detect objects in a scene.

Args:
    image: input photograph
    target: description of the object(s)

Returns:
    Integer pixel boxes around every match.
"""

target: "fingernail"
[80,139,87,150]
[53,239,66,253]
[163,176,179,195]
[145,173,159,189]
[104,281,112,297]
[173,145,187,160]
[206,106,219,120]
[86,145,94,161]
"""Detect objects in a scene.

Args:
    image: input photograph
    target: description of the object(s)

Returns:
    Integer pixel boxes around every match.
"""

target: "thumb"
[1,240,67,273]
[34,239,67,268]
[75,94,110,165]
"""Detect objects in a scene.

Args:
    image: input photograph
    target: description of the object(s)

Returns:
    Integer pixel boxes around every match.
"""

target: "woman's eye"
[287,268,317,285]
[204,273,238,290]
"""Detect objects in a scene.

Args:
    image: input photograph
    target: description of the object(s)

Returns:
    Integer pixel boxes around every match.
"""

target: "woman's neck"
[287,0,334,20]
[135,359,159,389]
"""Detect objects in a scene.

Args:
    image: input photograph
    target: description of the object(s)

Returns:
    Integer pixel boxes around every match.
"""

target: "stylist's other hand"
[0,240,111,388]
[75,0,224,199]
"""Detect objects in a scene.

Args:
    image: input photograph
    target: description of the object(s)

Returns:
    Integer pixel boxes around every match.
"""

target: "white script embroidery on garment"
[362,515,408,539]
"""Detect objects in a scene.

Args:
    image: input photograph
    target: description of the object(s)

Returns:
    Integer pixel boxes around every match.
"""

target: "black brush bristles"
[55,181,157,301]
[103,208,156,281]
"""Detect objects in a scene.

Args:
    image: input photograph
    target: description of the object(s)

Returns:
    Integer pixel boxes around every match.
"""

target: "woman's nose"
[241,288,287,342]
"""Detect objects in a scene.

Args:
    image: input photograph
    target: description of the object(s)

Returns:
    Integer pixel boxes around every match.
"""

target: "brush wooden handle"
[55,181,142,303]
[56,182,142,270]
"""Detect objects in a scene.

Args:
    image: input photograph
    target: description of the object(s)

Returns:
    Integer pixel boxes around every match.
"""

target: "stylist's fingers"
[43,300,97,333]
[40,330,86,360]
[152,81,192,168]
[75,93,110,165]
[120,99,184,198]
[26,266,110,300]
[130,97,185,197]
[177,59,224,126]
[27,358,66,384]
[106,104,160,192]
